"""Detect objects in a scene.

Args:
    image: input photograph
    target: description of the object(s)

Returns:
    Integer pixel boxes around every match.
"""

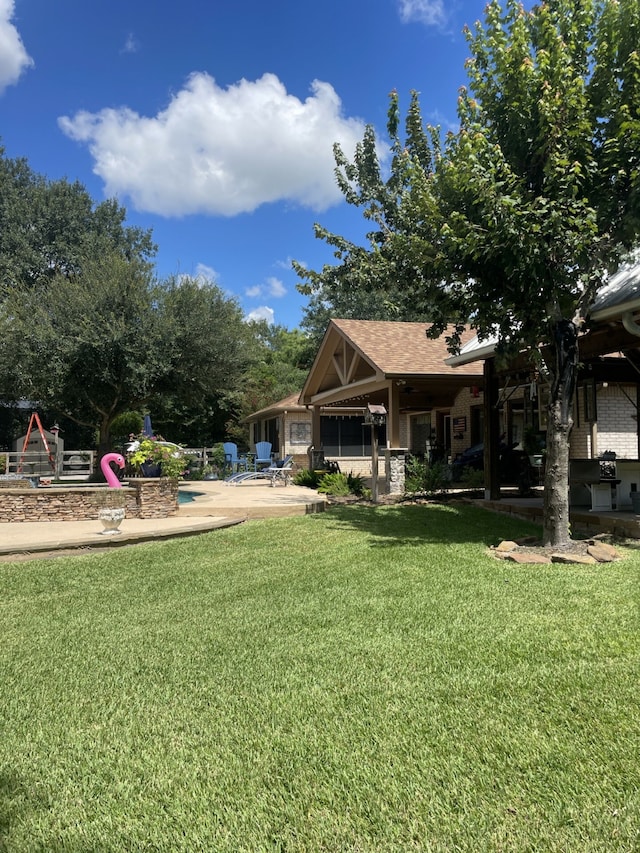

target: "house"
[244,391,368,471]
[446,258,640,507]
[247,319,484,491]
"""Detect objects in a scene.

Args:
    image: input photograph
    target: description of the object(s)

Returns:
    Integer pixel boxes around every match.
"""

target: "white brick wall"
[571,384,639,459]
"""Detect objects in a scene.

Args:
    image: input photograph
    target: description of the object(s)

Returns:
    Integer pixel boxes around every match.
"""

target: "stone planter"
[98,507,125,534]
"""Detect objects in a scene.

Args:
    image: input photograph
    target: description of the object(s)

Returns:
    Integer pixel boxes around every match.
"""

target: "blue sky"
[2,0,492,330]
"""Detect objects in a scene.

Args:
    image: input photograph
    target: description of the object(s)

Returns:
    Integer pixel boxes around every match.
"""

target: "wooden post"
[371,424,379,503]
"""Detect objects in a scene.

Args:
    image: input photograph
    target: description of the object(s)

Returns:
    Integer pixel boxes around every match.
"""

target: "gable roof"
[328,319,482,375]
[300,319,482,407]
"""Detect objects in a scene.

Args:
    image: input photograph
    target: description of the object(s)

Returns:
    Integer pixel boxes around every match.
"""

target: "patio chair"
[253,441,272,470]
[223,442,247,474]
[263,455,294,487]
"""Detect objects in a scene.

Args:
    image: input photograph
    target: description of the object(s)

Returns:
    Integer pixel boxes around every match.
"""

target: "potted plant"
[126,434,188,479]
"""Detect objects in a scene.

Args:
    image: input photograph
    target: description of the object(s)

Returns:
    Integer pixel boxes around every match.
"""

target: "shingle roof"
[330,319,483,377]
[245,392,305,421]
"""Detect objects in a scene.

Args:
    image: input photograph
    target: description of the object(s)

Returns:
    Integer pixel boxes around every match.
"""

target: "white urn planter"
[98,507,125,535]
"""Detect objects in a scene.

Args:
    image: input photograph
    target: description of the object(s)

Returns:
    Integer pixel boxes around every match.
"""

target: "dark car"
[452,441,528,484]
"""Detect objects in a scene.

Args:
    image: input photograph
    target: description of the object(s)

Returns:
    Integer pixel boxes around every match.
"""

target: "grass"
[0,502,639,851]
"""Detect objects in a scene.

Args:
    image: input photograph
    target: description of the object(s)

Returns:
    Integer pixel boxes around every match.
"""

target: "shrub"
[346,473,366,496]
[459,466,485,490]
[404,455,451,496]
[293,468,324,489]
[317,472,350,496]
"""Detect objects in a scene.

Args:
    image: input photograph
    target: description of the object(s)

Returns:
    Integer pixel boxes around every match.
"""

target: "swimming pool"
[178,489,205,504]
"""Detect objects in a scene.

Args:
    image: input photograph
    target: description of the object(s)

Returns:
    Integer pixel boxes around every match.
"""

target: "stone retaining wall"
[0,478,179,523]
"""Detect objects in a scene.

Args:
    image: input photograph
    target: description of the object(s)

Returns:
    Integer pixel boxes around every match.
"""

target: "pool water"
[178,489,205,504]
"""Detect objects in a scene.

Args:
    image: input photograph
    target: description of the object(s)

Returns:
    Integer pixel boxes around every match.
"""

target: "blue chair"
[254,441,272,470]
[223,442,247,473]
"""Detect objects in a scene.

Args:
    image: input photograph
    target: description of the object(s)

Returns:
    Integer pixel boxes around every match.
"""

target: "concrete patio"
[0,479,327,559]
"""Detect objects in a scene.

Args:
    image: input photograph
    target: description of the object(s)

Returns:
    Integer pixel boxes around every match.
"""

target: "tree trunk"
[96,418,112,481]
[542,320,579,547]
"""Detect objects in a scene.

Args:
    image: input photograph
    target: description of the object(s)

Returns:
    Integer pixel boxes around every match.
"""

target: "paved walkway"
[0,479,326,559]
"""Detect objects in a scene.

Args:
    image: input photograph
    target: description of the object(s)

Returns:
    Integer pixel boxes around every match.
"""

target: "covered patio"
[299,319,483,493]
[448,258,640,506]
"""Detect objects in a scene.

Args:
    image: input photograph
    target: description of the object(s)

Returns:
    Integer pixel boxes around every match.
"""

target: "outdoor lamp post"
[364,403,387,503]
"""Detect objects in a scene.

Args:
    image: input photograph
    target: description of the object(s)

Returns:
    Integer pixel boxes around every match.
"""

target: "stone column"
[385,448,407,495]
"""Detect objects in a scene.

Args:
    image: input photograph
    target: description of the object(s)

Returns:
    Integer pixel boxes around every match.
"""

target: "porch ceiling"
[309,374,480,411]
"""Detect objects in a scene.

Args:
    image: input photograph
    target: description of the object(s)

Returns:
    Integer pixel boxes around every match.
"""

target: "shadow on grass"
[0,770,37,848]
[323,501,541,549]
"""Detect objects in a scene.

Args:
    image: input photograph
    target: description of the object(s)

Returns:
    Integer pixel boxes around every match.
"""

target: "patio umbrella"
[143,414,153,437]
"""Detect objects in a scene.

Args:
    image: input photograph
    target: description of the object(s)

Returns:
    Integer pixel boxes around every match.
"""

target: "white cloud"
[121,33,138,54]
[246,306,275,324]
[0,0,33,93]
[194,262,219,283]
[58,72,368,217]
[398,0,447,28]
[266,277,286,298]
[245,276,286,300]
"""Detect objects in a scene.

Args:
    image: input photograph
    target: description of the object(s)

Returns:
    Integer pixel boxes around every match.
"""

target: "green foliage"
[0,150,255,453]
[317,472,351,496]
[293,468,324,489]
[110,412,145,446]
[127,436,189,479]
[346,472,366,496]
[459,466,485,491]
[405,455,451,495]
[149,276,255,445]
[0,149,156,297]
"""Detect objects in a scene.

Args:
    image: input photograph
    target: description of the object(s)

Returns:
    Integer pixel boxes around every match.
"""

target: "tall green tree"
[0,148,155,296]
[0,250,167,456]
[149,277,255,446]
[296,0,640,547]
[0,263,256,454]
[294,119,438,344]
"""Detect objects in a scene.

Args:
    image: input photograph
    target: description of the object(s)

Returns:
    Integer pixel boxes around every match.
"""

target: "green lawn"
[1,503,639,852]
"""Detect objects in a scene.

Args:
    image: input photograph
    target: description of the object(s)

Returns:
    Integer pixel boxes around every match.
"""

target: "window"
[320,416,386,457]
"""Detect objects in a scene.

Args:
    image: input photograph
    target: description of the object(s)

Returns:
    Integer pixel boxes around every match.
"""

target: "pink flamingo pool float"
[100,453,125,488]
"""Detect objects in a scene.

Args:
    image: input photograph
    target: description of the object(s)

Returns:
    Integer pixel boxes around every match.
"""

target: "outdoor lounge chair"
[223,442,247,473]
[263,455,294,487]
[253,441,272,470]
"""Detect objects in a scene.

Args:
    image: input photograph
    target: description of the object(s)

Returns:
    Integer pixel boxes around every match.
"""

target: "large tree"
[0,148,155,296]
[0,261,256,454]
[296,0,640,547]
[0,250,167,455]
[149,276,256,446]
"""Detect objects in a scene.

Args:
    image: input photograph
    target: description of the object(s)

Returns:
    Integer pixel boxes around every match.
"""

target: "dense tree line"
[0,148,310,455]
